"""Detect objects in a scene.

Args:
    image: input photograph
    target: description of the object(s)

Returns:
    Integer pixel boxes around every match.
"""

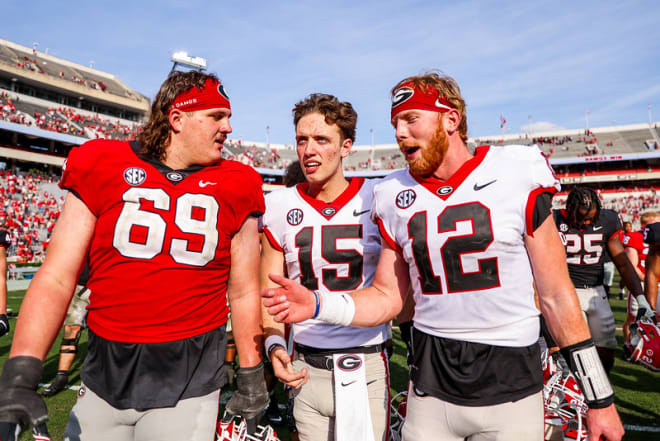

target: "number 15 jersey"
[372,145,560,347]
[262,177,387,349]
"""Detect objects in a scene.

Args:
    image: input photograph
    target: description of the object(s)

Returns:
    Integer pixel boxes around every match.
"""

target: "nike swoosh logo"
[353,209,370,217]
[593,226,603,231]
[341,380,357,387]
[434,98,452,111]
[199,181,217,188]
[473,179,497,191]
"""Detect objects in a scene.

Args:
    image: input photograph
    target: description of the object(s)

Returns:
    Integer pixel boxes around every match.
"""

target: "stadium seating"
[0,170,63,263]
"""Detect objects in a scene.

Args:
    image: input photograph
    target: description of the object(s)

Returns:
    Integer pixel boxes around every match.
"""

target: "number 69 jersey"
[261,178,387,349]
[372,145,560,347]
[60,140,265,343]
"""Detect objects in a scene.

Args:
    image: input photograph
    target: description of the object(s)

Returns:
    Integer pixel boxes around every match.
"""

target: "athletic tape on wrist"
[264,334,287,361]
[315,291,355,327]
[560,339,615,408]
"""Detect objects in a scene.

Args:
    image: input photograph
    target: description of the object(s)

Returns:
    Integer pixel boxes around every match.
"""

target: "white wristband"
[316,292,355,327]
[264,335,287,361]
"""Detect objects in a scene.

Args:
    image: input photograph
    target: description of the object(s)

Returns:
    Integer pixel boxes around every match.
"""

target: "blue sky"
[3,0,659,146]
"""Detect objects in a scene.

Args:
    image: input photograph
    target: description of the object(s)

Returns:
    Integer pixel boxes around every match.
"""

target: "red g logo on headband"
[217,84,229,101]
[392,87,414,108]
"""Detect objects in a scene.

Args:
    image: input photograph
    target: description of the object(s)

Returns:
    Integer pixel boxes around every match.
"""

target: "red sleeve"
[222,163,265,235]
[59,139,117,216]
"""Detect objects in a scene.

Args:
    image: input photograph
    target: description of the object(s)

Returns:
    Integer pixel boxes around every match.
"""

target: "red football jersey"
[60,139,264,343]
[622,230,647,274]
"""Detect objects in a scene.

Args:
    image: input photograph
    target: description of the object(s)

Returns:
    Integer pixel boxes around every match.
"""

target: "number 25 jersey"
[60,139,265,343]
[372,145,560,347]
[262,177,387,349]
[553,208,621,287]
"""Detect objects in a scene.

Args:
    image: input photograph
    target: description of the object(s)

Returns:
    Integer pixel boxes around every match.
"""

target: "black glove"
[0,314,9,337]
[225,362,270,420]
[0,356,49,430]
[399,321,414,368]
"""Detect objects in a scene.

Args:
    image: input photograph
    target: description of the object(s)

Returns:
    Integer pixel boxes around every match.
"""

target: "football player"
[554,186,646,373]
[263,71,624,441]
[0,71,268,441]
[260,94,389,441]
[0,226,10,337]
[643,221,660,315]
[41,263,91,397]
[621,211,659,353]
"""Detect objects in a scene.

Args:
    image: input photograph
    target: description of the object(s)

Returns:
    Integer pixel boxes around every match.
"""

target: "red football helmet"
[542,350,588,441]
[629,315,660,372]
[216,416,280,441]
[389,390,408,441]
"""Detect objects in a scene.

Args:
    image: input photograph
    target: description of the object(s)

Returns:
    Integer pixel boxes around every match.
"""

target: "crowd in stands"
[345,151,404,171]
[0,92,138,141]
[0,92,27,125]
[16,54,109,93]
[554,186,660,229]
[33,108,85,137]
[0,170,63,264]
[224,140,283,169]
[474,130,607,159]
[600,188,660,226]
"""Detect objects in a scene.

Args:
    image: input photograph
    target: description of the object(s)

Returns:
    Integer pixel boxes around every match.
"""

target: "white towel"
[333,353,376,441]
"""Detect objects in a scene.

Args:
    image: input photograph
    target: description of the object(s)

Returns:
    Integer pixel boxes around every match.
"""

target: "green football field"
[1,285,659,441]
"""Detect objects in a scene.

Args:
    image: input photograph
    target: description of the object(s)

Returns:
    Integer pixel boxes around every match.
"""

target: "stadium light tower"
[171,51,207,72]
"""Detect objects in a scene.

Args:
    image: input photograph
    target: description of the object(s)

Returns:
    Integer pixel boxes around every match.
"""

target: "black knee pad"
[60,329,82,354]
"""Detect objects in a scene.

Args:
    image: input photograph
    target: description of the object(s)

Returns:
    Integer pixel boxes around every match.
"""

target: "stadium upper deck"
[1,37,660,190]
[0,38,149,120]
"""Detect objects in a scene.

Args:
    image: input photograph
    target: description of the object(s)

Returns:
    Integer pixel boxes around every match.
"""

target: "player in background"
[622,221,633,234]
[41,263,91,397]
[0,226,10,337]
[263,71,624,441]
[0,70,268,441]
[554,186,645,373]
[260,93,389,441]
[621,211,659,356]
[642,221,660,315]
[618,221,634,299]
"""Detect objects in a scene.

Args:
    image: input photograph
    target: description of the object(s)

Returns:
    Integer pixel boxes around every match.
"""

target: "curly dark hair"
[137,70,220,161]
[292,93,357,142]
[284,160,306,187]
[566,186,601,228]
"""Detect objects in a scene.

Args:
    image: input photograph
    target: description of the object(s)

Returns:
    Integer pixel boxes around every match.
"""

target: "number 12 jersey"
[372,145,560,347]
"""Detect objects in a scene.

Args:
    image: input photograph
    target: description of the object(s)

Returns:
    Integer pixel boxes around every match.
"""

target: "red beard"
[405,120,448,176]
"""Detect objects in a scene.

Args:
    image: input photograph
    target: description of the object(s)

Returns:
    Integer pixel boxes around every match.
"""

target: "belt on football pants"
[294,342,384,370]
[574,284,601,289]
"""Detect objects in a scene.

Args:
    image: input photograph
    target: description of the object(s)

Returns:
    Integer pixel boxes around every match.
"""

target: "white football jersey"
[372,145,560,347]
[263,177,386,348]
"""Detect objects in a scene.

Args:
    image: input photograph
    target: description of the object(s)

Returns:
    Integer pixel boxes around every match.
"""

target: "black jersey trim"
[81,326,228,410]
[532,192,552,232]
[410,327,543,406]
